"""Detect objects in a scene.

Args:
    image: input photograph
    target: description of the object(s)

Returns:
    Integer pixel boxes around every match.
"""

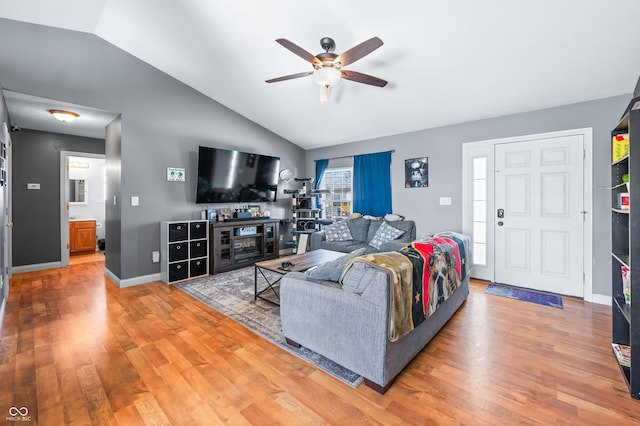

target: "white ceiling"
[2,1,640,149]
[3,91,119,139]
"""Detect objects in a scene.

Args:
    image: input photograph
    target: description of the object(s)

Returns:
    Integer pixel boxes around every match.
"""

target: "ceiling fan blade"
[338,36,384,67]
[341,70,388,87]
[320,86,331,102]
[265,71,313,83]
[275,39,321,66]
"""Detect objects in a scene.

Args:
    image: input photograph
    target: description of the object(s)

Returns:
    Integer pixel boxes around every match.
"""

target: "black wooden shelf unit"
[611,97,640,399]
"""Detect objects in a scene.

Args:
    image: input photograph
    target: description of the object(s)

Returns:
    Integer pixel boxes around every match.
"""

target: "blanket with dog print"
[341,234,468,342]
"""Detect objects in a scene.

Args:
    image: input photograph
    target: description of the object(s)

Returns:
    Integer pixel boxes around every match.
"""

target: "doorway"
[60,152,106,267]
[462,128,593,299]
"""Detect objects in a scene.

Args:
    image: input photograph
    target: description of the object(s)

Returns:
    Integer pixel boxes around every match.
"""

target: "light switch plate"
[131,196,139,206]
[439,197,452,206]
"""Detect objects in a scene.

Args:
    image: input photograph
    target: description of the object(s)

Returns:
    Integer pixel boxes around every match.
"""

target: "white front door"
[494,134,584,297]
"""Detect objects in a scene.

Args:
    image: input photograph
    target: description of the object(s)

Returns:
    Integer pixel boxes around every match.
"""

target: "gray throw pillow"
[323,220,353,242]
[304,248,367,282]
[369,221,405,250]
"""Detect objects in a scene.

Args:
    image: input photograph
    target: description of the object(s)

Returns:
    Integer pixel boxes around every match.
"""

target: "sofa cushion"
[368,219,413,242]
[369,221,405,250]
[304,248,368,282]
[323,220,353,242]
[319,241,378,254]
[346,217,371,242]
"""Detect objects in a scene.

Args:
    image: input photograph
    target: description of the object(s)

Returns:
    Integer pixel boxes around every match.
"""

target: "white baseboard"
[590,293,611,306]
[104,267,161,288]
[12,261,62,274]
[0,298,5,332]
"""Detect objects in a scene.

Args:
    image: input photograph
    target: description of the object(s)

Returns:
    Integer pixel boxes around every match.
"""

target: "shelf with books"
[613,343,631,367]
[611,98,640,400]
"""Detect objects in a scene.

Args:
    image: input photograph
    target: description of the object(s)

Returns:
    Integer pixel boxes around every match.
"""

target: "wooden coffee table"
[254,249,345,305]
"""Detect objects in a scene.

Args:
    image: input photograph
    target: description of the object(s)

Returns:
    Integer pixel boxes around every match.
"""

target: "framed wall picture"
[405,157,428,188]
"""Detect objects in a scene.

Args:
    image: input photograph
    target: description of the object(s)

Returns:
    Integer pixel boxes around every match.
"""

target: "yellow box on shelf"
[613,133,630,162]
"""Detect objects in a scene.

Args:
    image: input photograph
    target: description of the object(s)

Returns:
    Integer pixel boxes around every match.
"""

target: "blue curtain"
[315,159,329,190]
[353,151,392,216]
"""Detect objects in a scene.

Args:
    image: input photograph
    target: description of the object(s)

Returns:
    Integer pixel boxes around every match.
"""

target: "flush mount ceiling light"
[266,36,387,102]
[49,109,79,123]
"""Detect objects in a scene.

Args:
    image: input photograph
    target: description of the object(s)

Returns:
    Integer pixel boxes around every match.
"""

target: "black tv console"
[209,219,279,273]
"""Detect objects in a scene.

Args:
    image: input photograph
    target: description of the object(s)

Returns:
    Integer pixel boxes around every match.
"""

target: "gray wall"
[11,129,105,266]
[306,95,631,297]
[0,19,305,281]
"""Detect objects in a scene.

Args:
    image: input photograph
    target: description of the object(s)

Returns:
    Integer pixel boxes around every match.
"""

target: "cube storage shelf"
[611,97,640,399]
[161,220,209,284]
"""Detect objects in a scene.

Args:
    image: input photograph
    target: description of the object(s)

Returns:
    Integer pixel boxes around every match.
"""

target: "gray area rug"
[176,267,363,388]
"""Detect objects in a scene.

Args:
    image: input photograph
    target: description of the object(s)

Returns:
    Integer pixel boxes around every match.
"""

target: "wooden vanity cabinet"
[70,220,97,255]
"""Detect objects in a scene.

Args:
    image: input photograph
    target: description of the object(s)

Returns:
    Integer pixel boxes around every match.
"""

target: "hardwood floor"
[69,251,105,266]
[1,259,639,425]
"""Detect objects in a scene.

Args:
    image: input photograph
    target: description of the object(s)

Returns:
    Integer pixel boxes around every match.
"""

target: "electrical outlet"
[439,197,452,206]
[152,251,160,263]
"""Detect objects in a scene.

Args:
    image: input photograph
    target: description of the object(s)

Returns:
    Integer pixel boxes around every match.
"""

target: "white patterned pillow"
[324,221,353,242]
[369,221,405,250]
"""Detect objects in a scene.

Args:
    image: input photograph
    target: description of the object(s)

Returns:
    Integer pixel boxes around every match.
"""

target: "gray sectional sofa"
[310,217,416,253]
[280,253,470,393]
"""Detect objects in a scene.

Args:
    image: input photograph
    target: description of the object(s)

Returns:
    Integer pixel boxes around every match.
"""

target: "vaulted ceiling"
[2,1,640,149]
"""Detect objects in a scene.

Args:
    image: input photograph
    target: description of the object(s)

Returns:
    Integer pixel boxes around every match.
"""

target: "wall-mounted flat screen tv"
[196,146,280,203]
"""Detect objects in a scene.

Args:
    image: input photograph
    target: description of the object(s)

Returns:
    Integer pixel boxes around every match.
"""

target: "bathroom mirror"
[69,179,88,204]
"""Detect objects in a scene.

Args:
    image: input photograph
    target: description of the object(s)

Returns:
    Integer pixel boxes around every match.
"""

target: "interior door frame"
[60,151,106,267]
[462,127,593,301]
[0,122,11,320]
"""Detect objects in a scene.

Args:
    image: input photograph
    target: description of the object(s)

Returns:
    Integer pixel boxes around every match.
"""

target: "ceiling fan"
[266,36,387,102]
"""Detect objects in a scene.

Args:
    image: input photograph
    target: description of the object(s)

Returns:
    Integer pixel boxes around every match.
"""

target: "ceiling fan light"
[49,109,79,123]
[313,67,341,88]
[319,86,331,103]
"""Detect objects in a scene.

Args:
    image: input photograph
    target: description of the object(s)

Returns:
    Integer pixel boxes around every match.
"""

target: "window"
[472,156,488,266]
[320,167,352,219]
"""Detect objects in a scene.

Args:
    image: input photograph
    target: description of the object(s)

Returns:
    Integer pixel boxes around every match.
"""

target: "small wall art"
[405,157,428,188]
[167,167,185,182]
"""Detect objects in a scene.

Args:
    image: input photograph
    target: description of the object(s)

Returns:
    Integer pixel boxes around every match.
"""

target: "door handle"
[497,221,504,226]
[497,209,504,218]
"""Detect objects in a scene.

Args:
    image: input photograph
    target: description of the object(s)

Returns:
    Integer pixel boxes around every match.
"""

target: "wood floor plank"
[3,258,640,424]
